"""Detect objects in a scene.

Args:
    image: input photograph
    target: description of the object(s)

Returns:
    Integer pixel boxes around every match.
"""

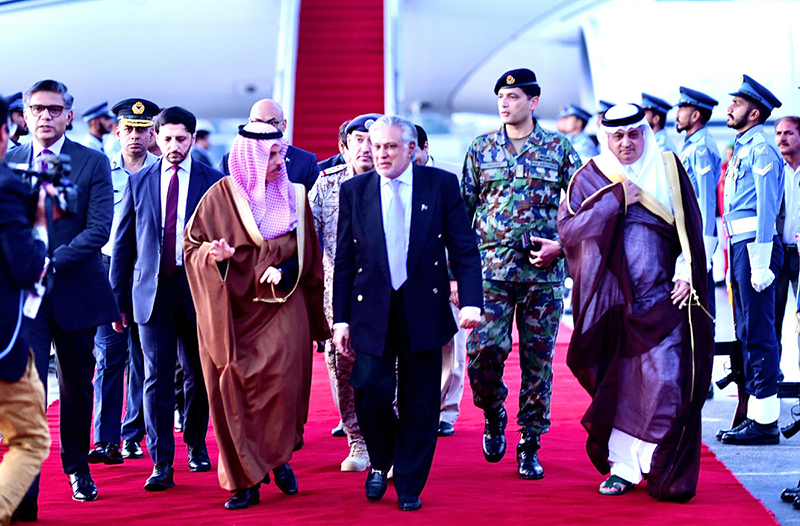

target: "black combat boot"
[516,428,544,480]
[483,406,507,463]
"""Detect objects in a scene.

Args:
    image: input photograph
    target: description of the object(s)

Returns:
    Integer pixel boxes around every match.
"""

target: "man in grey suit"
[111,107,221,491]
[6,79,118,505]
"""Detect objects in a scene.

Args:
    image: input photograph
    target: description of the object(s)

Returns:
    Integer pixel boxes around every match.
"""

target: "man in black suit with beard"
[6,79,119,505]
[332,115,483,511]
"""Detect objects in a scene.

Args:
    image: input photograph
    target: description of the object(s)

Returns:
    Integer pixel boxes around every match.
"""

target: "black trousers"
[138,269,209,466]
[774,245,798,359]
[27,294,97,475]
[350,289,442,499]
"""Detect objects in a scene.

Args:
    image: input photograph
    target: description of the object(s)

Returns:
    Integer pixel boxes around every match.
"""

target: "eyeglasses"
[29,104,66,117]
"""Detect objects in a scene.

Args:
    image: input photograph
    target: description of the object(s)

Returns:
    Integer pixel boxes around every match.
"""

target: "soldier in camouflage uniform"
[462,68,581,480]
[309,114,382,472]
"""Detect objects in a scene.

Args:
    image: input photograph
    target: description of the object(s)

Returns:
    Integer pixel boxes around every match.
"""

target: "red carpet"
[5,326,777,525]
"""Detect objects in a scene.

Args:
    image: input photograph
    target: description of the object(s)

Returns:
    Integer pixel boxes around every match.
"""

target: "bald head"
[248,99,286,132]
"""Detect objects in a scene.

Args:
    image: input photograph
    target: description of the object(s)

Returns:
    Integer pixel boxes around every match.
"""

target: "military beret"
[557,105,592,122]
[729,74,782,112]
[82,102,114,122]
[677,87,718,111]
[345,113,382,135]
[494,69,538,95]
[5,92,23,113]
[112,98,160,127]
[640,93,672,114]
[597,100,614,114]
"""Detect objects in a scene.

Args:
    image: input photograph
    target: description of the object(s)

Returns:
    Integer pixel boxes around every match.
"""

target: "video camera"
[7,152,79,216]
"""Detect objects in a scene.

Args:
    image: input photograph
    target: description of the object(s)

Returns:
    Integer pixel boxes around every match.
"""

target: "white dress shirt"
[32,135,65,160]
[379,162,414,261]
[160,155,192,267]
[783,159,800,246]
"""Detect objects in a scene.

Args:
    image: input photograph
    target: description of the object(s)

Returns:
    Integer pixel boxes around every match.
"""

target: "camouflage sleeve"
[461,143,480,224]
[308,176,325,237]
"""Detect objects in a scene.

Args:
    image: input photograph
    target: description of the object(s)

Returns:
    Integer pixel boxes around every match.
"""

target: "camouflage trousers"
[467,279,563,435]
[324,341,364,448]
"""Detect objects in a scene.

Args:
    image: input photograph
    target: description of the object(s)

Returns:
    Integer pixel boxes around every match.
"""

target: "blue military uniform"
[558,105,598,163]
[677,87,721,319]
[721,75,784,441]
[89,98,160,463]
[463,71,582,448]
[642,93,677,154]
[80,102,114,152]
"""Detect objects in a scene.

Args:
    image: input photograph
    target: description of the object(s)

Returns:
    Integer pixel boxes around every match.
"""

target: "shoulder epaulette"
[320,163,348,178]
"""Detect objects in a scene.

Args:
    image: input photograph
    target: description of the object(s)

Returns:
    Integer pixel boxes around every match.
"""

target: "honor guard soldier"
[675,87,721,319]
[641,93,677,154]
[462,68,581,480]
[720,74,784,445]
[5,92,28,149]
[81,101,114,152]
[557,104,599,163]
[89,99,161,464]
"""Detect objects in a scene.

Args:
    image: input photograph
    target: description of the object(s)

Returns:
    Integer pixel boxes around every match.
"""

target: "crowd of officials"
[1,68,800,523]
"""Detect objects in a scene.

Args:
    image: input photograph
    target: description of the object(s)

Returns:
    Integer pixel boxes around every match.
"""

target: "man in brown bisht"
[183,122,328,510]
[557,103,713,502]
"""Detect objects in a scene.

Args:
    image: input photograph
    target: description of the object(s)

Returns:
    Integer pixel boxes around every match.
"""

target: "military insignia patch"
[132,101,145,115]
[507,75,515,85]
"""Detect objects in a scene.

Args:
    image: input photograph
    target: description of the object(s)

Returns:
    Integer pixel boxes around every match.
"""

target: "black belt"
[784,245,797,251]
[102,254,111,264]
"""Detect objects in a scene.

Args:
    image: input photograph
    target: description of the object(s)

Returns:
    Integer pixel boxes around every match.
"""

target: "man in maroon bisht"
[557,103,713,502]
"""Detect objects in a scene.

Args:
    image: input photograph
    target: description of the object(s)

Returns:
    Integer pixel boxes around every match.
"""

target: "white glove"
[747,241,775,292]
[703,235,718,271]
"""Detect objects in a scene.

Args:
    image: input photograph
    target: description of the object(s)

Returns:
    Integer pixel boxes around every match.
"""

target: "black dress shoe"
[10,499,37,521]
[331,422,346,437]
[398,495,422,511]
[438,421,455,437]
[782,481,800,503]
[517,429,544,480]
[721,420,780,445]
[483,406,507,463]
[88,442,124,465]
[365,468,388,501]
[224,484,260,510]
[273,463,298,495]
[121,440,143,460]
[716,419,752,441]
[68,472,98,501]
[144,462,175,491]
[188,445,211,472]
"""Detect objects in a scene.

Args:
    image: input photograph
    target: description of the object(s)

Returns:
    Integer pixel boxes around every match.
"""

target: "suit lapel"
[406,165,434,278]
[145,161,163,244]
[359,172,392,285]
[186,162,205,219]
[61,139,89,184]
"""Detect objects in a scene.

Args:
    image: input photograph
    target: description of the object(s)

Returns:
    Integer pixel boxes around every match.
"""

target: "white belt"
[726,216,757,237]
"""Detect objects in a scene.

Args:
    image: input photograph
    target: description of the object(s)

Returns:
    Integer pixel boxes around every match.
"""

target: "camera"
[520,229,542,252]
[7,152,79,216]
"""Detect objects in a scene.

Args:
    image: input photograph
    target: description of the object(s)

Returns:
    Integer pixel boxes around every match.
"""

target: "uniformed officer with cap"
[719,74,785,445]
[675,87,721,324]
[81,101,115,152]
[556,104,598,163]
[641,93,677,154]
[5,92,28,149]
[88,98,160,464]
[462,68,581,480]
[310,112,381,473]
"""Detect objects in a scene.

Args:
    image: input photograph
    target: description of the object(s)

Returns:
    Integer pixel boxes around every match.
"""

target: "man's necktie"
[162,165,179,276]
[385,178,407,290]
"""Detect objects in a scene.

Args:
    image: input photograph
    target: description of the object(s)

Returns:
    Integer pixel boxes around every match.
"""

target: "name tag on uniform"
[529,160,559,171]
[479,161,508,169]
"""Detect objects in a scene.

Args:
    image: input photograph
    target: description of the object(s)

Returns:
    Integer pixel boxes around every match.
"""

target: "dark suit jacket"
[333,164,482,356]
[220,145,319,191]
[110,159,223,325]
[0,165,47,382]
[6,138,118,332]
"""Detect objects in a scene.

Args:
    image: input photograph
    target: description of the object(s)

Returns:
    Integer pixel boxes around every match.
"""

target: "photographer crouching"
[0,94,52,525]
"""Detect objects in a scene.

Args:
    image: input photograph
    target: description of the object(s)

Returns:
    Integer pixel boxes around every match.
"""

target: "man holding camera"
[6,80,118,504]
[0,93,52,525]
[461,68,581,480]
